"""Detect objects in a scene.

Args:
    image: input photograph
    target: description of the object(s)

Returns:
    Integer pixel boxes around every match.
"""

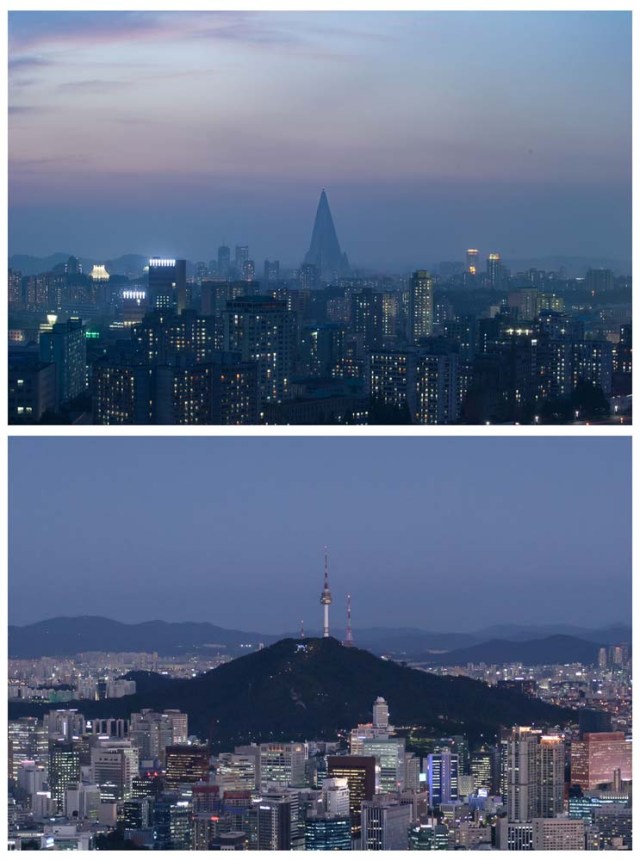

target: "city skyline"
[9,436,630,631]
[9,11,631,268]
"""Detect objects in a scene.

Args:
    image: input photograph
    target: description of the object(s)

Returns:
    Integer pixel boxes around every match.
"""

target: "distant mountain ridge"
[9,253,149,277]
[9,616,630,660]
[410,635,607,667]
[8,638,573,750]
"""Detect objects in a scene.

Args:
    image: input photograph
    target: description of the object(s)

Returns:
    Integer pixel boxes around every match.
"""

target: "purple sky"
[8,11,631,270]
[9,437,630,633]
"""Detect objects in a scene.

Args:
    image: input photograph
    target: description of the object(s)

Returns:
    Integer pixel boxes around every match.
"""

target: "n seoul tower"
[320,549,333,637]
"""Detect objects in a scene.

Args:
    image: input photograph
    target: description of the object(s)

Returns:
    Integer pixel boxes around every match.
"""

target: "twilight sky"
[8,11,631,270]
[9,437,630,632]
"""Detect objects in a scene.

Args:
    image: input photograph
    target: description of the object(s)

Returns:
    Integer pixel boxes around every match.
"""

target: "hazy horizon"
[9,614,631,637]
[9,11,631,268]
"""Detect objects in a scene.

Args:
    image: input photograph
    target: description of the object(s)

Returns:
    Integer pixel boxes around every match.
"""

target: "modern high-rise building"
[39,317,86,405]
[148,258,187,312]
[426,752,459,807]
[303,189,349,279]
[466,249,479,277]
[217,245,231,279]
[322,777,350,817]
[259,743,307,789]
[362,738,406,793]
[264,260,280,282]
[372,697,390,731]
[9,719,48,781]
[415,348,459,424]
[129,710,187,763]
[571,733,632,791]
[408,271,433,343]
[571,341,614,396]
[327,756,376,839]
[90,742,139,802]
[49,742,81,812]
[361,797,411,850]
[585,268,614,294]
[352,289,384,352]
[223,295,295,407]
[251,790,304,850]
[164,745,210,790]
[504,727,564,822]
[487,252,504,288]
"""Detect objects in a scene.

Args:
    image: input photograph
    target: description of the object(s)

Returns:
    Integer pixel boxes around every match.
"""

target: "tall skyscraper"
[486,252,503,288]
[372,697,389,731]
[466,249,479,276]
[148,258,187,312]
[49,742,81,812]
[264,260,280,282]
[39,317,87,405]
[223,295,295,407]
[217,244,231,279]
[426,751,459,807]
[409,270,434,343]
[303,189,349,280]
[327,756,376,839]
[504,727,564,822]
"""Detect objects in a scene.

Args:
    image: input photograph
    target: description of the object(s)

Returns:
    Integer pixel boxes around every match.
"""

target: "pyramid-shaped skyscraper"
[304,189,349,278]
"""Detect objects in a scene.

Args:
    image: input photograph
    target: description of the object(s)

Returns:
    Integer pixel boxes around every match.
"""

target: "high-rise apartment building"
[49,742,81,812]
[224,296,295,407]
[39,317,86,405]
[409,270,433,342]
[504,728,564,822]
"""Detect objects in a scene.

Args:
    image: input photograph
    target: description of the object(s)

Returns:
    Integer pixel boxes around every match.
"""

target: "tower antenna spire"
[320,547,332,638]
[300,619,305,639]
[344,594,354,647]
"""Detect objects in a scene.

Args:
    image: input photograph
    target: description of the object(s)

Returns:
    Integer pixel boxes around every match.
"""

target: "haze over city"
[9,436,630,632]
[8,10,631,269]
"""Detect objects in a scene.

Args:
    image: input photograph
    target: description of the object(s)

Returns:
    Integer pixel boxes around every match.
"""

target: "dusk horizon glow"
[8,11,631,269]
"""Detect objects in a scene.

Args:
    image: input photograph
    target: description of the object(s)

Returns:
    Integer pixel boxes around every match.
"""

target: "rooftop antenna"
[300,619,305,639]
[344,594,354,647]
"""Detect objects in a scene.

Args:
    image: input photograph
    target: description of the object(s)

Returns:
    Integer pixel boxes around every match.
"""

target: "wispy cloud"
[9,55,54,71]
[8,105,46,115]
[58,79,128,93]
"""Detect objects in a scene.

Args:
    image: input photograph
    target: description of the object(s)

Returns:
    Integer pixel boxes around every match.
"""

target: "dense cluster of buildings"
[8,193,632,425]
[8,691,632,851]
[9,651,232,705]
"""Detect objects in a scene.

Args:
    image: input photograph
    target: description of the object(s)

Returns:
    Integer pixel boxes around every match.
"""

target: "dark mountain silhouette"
[9,617,630,659]
[9,253,149,277]
[9,638,572,750]
[411,635,605,667]
[9,616,274,658]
